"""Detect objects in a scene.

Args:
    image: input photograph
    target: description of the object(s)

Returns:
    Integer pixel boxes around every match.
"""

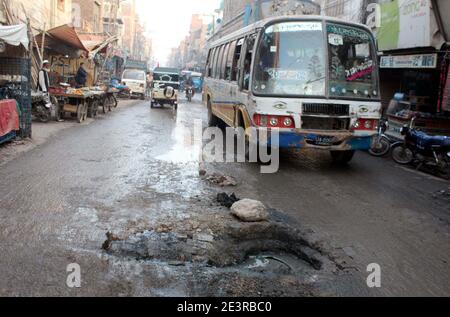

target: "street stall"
[0,23,32,140]
[35,25,117,123]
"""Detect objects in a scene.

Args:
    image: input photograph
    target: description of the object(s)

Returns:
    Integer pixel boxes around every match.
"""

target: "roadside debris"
[217,193,240,208]
[203,172,238,187]
[102,231,121,250]
[155,224,173,233]
[230,199,269,223]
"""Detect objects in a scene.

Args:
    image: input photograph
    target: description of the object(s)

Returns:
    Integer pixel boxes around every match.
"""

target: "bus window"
[220,43,230,79]
[214,45,224,79]
[327,23,379,99]
[207,48,214,77]
[226,40,237,81]
[231,38,244,81]
[242,35,256,90]
[210,47,218,78]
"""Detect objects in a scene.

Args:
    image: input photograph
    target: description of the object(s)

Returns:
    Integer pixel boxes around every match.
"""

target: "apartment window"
[57,0,65,11]
[93,2,101,32]
[325,0,345,17]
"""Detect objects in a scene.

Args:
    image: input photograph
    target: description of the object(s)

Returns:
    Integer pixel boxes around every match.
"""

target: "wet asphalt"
[0,97,448,296]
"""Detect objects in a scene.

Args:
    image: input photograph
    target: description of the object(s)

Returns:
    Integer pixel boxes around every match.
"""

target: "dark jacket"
[75,66,88,86]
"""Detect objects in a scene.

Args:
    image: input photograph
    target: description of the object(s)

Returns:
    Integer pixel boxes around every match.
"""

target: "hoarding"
[377,0,431,51]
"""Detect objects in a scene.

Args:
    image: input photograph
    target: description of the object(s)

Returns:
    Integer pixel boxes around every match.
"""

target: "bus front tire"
[330,150,355,165]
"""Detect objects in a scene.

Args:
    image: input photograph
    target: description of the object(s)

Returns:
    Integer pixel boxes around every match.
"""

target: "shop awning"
[36,24,88,53]
[0,24,29,49]
[79,34,118,59]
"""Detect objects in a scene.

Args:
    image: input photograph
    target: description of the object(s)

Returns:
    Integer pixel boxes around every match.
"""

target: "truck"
[121,59,148,100]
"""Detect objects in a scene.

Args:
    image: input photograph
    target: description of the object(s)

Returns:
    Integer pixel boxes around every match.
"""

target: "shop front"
[371,0,450,139]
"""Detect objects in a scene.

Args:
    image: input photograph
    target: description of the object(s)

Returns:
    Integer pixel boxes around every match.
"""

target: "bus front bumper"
[265,131,375,151]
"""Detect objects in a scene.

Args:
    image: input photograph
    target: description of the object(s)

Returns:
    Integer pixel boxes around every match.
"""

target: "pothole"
[102,210,336,274]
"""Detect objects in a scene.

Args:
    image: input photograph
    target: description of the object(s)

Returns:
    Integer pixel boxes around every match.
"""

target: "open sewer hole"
[102,219,335,274]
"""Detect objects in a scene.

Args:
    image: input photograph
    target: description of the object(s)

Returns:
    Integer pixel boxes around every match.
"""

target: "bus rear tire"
[331,150,355,165]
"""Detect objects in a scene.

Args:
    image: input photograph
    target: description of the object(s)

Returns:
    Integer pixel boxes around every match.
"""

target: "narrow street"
[0,97,448,296]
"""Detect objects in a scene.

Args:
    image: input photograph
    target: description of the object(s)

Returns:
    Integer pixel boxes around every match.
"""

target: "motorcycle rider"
[185,75,194,99]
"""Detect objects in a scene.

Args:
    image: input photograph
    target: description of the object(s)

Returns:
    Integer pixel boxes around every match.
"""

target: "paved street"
[0,97,449,296]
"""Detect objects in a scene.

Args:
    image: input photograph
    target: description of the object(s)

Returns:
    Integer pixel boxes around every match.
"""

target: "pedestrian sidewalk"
[0,99,141,167]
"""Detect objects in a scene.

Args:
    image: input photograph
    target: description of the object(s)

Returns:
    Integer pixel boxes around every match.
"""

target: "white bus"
[203,16,381,164]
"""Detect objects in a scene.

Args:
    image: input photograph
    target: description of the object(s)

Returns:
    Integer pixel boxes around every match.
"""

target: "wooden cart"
[52,92,93,123]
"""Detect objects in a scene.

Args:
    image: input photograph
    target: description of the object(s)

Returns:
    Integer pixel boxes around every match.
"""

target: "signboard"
[377,0,431,51]
[380,54,437,69]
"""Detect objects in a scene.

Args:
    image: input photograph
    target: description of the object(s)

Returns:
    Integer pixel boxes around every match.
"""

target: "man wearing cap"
[38,60,50,94]
[38,60,63,121]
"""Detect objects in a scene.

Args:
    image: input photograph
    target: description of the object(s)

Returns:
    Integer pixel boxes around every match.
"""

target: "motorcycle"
[185,86,194,102]
[369,119,393,157]
[391,118,450,175]
[31,91,59,122]
[109,78,130,99]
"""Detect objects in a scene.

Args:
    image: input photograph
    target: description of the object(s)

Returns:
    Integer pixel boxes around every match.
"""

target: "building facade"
[1,0,73,31]
[72,0,104,34]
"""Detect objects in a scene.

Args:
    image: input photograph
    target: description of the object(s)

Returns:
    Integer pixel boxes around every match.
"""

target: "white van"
[122,69,147,100]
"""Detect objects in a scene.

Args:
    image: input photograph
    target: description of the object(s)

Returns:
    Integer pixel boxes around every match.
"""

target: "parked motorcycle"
[391,118,450,175]
[369,119,393,157]
[185,86,194,102]
[31,91,58,122]
[109,78,130,99]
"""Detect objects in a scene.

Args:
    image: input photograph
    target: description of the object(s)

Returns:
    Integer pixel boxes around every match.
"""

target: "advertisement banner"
[380,54,438,69]
[378,0,431,51]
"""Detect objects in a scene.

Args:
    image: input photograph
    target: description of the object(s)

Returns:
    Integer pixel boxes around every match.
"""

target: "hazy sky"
[136,0,222,65]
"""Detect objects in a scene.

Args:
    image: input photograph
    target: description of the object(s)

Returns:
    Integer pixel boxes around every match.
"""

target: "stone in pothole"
[230,199,269,222]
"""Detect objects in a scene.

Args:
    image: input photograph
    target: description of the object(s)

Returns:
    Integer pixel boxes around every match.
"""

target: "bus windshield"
[253,21,326,96]
[327,23,378,99]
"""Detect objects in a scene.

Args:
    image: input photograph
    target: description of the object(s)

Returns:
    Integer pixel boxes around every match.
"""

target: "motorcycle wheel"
[38,113,50,123]
[369,136,391,157]
[391,143,414,165]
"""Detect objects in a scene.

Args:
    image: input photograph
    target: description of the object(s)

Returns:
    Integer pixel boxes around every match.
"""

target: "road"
[0,97,448,296]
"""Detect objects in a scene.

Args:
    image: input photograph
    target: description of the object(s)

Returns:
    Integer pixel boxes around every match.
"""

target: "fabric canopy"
[36,24,88,53]
[0,24,29,50]
[0,99,19,137]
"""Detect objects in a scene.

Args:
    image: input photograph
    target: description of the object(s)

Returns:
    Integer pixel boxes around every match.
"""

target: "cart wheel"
[87,101,94,118]
[92,101,98,118]
[77,105,84,123]
[77,103,88,123]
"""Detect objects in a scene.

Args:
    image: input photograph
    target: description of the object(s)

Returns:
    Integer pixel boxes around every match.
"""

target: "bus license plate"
[307,136,336,146]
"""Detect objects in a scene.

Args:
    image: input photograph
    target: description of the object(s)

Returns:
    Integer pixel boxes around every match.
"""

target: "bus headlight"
[270,118,279,127]
[283,117,293,127]
[253,114,295,129]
